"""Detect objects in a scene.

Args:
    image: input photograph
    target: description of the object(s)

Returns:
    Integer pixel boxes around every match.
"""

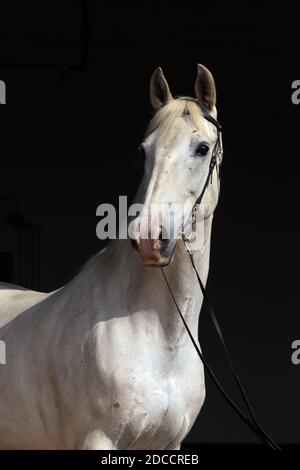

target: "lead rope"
[161,112,281,451]
[187,250,281,450]
[161,266,280,450]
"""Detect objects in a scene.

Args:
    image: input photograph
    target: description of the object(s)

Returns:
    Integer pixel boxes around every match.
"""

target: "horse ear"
[150,67,173,110]
[194,64,216,112]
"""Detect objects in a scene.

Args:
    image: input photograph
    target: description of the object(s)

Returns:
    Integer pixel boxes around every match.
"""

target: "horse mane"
[145,97,207,141]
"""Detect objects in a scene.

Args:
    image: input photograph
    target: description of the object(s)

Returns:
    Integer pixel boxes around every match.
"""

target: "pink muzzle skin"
[136,238,169,266]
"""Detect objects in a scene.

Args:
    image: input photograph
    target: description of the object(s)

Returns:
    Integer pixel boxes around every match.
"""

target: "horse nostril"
[131,239,138,251]
[158,227,170,253]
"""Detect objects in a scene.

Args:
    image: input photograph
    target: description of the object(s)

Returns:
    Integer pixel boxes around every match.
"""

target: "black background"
[0,1,299,446]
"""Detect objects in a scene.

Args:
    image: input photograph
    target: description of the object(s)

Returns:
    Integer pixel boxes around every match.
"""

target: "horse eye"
[195,143,209,157]
[137,145,146,158]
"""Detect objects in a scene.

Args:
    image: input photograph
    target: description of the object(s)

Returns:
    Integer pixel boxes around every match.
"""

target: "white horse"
[0,64,222,450]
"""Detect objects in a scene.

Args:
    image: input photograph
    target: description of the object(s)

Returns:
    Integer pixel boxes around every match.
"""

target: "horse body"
[0,222,212,449]
[0,65,221,449]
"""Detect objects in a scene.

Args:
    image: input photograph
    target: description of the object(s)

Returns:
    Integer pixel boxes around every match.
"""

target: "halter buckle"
[182,233,191,253]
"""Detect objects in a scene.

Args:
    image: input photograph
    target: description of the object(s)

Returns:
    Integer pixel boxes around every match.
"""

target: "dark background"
[0,1,299,446]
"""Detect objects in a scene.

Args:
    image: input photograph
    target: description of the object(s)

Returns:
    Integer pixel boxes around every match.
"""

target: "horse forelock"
[145,98,208,142]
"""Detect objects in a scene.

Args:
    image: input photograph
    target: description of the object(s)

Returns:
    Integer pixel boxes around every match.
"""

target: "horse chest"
[95,336,205,449]
[108,378,185,448]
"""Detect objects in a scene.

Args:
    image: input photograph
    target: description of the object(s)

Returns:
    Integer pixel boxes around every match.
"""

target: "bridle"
[161,111,281,451]
[192,111,223,222]
[181,111,223,234]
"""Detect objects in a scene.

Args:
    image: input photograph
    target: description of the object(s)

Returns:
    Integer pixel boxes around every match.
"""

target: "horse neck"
[96,214,214,341]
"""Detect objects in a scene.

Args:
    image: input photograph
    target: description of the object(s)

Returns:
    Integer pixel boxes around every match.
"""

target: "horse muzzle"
[131,234,176,267]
